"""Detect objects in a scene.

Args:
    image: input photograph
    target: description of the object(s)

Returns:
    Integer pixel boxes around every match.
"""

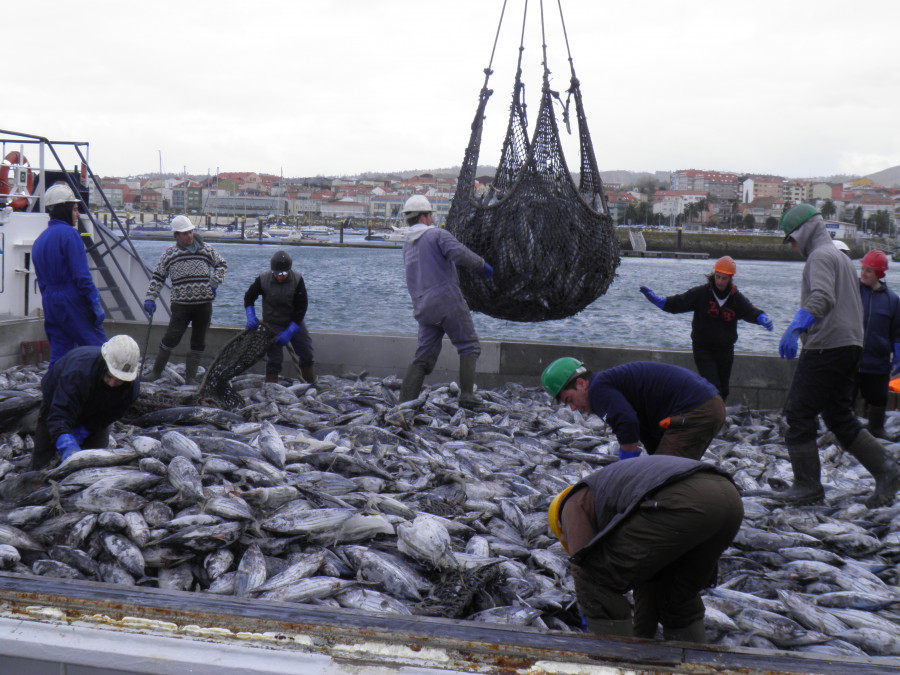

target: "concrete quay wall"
[83,321,794,410]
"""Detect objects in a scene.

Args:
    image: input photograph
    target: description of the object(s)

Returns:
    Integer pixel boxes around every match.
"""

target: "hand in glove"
[757,313,774,331]
[71,425,90,445]
[211,286,218,299]
[779,308,815,360]
[90,297,105,327]
[143,300,156,317]
[639,286,666,310]
[618,447,641,461]
[245,306,259,330]
[56,433,80,463]
[481,263,494,279]
[892,343,900,376]
[275,322,300,347]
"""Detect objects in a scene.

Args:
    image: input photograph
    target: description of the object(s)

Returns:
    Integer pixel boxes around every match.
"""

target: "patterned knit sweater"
[145,241,227,305]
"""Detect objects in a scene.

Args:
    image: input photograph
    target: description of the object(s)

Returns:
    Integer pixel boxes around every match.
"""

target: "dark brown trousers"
[563,471,743,637]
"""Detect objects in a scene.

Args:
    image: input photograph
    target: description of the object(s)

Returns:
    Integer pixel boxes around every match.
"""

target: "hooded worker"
[399,195,493,406]
[856,249,900,439]
[547,456,743,642]
[774,204,900,507]
[639,255,772,402]
[31,182,107,364]
[244,250,317,385]
[143,215,227,384]
[31,335,141,470]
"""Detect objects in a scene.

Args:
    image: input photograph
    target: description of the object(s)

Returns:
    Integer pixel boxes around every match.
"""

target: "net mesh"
[446,71,620,322]
[196,326,276,410]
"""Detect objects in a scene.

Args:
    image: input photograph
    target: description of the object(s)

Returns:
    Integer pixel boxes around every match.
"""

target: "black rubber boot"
[847,430,900,508]
[145,346,171,382]
[663,619,707,644]
[184,350,203,385]
[300,366,317,385]
[400,364,427,402]
[867,405,890,440]
[458,355,481,407]
[768,441,825,505]
[584,618,633,637]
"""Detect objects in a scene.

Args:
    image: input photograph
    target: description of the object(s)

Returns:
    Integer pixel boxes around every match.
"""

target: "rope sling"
[445,0,620,322]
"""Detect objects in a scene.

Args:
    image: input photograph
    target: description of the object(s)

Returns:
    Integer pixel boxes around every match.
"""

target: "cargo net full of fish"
[445,11,620,322]
[196,326,276,410]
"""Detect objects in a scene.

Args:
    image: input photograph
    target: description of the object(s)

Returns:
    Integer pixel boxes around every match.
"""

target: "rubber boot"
[584,618,633,637]
[767,441,825,505]
[265,373,278,384]
[184,350,203,385]
[663,619,707,644]
[458,355,481,407]
[145,346,172,382]
[847,430,900,508]
[400,364,427,402]
[300,366,317,385]
[867,405,890,440]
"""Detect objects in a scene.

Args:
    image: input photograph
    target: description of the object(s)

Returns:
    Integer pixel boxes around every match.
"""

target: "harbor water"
[131,238,894,355]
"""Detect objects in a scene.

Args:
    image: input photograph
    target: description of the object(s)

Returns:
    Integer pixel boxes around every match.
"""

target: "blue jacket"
[860,280,900,374]
[587,362,718,451]
[41,346,140,445]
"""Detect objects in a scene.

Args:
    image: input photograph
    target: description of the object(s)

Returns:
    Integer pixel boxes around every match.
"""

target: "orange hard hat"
[713,256,736,276]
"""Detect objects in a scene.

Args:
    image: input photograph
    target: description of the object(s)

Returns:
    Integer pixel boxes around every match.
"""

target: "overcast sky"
[10,0,899,180]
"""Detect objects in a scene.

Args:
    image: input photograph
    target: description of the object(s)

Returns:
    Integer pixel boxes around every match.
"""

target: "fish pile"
[0,361,899,659]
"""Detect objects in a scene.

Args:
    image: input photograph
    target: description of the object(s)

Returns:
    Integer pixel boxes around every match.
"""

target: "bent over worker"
[31,335,141,470]
[639,255,773,401]
[244,250,317,385]
[143,216,227,384]
[542,358,725,461]
[548,455,743,642]
[399,195,493,406]
[776,204,900,507]
[31,183,107,364]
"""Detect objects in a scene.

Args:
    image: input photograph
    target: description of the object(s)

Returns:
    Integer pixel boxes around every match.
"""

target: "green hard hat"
[541,357,587,399]
[780,204,819,243]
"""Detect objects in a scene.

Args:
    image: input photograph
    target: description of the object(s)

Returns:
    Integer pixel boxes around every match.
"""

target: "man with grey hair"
[774,204,900,508]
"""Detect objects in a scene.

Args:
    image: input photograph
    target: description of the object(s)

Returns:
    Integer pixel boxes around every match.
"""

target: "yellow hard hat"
[548,485,575,553]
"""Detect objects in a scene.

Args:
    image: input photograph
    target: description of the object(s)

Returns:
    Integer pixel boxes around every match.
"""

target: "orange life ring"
[0,151,34,211]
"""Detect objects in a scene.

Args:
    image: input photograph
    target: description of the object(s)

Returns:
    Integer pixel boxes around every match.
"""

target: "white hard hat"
[833,240,850,252]
[101,335,141,382]
[171,215,195,233]
[45,183,79,207]
[402,195,432,214]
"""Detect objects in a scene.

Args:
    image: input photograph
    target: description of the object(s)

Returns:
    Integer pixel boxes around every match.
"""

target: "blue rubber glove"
[90,297,105,327]
[56,433,80,463]
[892,344,900,376]
[245,306,259,330]
[639,286,666,310]
[71,425,90,445]
[211,285,218,299]
[757,313,774,331]
[779,308,816,360]
[618,447,641,461]
[143,299,156,317]
[275,322,300,347]
[481,263,494,279]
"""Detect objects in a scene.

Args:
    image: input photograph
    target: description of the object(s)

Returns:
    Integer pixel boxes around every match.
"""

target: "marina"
[2,127,900,674]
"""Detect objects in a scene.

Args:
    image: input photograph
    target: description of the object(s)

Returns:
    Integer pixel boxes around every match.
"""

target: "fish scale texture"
[445,73,620,322]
